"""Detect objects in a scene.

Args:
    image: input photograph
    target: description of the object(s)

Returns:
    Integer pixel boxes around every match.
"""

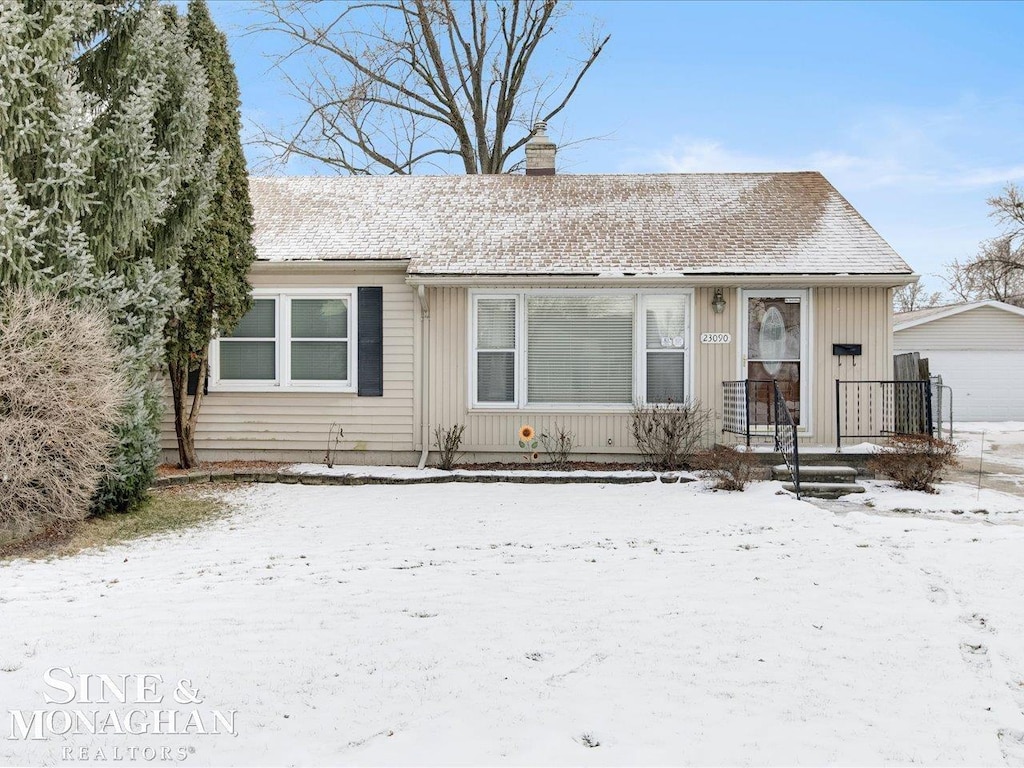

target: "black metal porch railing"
[773,380,800,499]
[722,380,792,445]
[834,380,934,449]
[721,380,751,442]
[722,379,801,498]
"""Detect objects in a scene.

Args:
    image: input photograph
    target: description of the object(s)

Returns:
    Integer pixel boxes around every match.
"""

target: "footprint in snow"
[959,641,992,670]
[961,613,992,632]
[996,728,1024,764]
[574,732,600,749]
[926,585,949,605]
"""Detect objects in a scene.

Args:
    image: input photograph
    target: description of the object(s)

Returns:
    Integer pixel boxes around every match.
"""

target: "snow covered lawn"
[3,481,1024,766]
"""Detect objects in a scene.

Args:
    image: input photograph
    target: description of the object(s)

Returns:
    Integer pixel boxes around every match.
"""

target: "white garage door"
[923,350,1024,421]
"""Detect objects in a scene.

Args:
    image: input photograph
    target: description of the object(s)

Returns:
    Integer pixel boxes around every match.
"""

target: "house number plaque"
[700,333,732,344]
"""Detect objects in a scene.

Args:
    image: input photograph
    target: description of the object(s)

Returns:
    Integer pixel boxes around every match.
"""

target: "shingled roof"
[249,172,912,276]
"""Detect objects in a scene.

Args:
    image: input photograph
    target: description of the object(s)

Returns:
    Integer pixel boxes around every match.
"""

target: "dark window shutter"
[357,287,384,396]
[186,366,207,396]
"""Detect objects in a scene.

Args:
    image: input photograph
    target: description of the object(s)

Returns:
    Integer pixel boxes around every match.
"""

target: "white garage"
[894,300,1024,422]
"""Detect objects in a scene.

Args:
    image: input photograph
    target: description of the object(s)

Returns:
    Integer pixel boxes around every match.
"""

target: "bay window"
[471,291,690,408]
[211,290,356,391]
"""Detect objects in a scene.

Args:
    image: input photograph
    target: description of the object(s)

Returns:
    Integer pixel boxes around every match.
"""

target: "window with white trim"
[212,291,356,391]
[643,294,688,403]
[527,295,634,404]
[474,296,518,404]
[218,298,277,381]
[290,298,350,383]
[470,291,690,408]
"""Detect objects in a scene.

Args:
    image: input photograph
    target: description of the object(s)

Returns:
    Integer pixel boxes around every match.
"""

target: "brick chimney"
[525,120,556,176]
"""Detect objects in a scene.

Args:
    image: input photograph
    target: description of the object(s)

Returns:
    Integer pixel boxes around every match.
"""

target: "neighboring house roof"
[894,299,1024,332]
[250,172,912,277]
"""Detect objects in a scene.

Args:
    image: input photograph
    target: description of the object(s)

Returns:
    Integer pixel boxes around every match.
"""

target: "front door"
[744,291,807,426]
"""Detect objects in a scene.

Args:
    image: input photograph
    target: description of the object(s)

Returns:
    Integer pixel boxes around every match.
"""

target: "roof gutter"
[404,273,919,289]
[251,259,410,273]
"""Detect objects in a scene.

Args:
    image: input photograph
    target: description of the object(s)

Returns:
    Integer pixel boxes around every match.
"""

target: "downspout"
[416,284,430,469]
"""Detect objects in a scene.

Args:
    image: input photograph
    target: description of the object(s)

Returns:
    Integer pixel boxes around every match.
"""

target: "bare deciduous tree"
[251,0,609,174]
[893,283,944,313]
[945,184,1024,306]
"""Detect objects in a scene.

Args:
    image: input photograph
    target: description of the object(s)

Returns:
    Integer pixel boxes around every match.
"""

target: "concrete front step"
[772,464,858,483]
[781,481,865,499]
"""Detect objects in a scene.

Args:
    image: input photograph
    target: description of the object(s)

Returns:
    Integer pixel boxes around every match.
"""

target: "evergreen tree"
[0,0,96,292]
[166,0,256,469]
[0,0,213,511]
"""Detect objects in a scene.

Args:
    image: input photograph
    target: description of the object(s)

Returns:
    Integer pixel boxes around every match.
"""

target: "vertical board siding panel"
[425,284,893,456]
[815,285,893,448]
[693,286,738,443]
[412,285,422,451]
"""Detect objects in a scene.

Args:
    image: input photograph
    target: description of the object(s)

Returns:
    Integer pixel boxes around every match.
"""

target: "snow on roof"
[249,172,913,276]
[894,299,1024,331]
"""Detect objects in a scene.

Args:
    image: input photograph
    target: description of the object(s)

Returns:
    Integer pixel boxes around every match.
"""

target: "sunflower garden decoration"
[518,424,540,463]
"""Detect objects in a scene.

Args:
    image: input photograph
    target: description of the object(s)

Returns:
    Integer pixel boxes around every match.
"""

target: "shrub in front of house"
[630,400,711,471]
[433,423,466,470]
[867,434,960,493]
[540,423,576,470]
[692,446,763,491]
[0,292,125,539]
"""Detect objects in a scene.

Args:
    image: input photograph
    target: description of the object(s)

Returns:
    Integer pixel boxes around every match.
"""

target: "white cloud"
[632,101,1024,193]
[622,103,1024,289]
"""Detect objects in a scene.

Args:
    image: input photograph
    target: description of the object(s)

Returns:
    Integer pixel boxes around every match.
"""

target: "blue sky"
[202,0,1024,292]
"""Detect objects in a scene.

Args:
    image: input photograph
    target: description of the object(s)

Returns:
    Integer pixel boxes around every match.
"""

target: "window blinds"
[526,296,633,404]
[476,298,516,403]
[220,299,276,380]
[291,298,348,381]
[644,295,687,403]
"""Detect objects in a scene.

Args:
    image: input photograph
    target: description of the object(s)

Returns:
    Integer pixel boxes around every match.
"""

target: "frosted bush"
[0,292,125,537]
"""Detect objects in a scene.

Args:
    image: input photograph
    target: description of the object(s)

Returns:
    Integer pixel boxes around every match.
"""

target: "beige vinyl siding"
[812,286,894,447]
[159,264,417,460]
[424,285,893,454]
[162,275,895,461]
[895,305,1024,351]
[426,286,637,453]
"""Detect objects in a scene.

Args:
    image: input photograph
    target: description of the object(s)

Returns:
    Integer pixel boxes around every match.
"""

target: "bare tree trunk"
[169,356,205,469]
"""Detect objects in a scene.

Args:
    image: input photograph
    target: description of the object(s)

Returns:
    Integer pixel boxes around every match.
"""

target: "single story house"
[160,125,916,464]
[895,300,1024,422]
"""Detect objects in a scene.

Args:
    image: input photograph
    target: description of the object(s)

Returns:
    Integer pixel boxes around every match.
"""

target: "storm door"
[744,291,807,427]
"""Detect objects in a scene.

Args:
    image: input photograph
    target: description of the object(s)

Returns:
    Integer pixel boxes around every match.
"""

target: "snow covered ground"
[954,422,1024,472]
[3,480,1024,766]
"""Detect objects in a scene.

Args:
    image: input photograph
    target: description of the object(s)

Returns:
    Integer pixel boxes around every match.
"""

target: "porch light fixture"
[711,288,726,314]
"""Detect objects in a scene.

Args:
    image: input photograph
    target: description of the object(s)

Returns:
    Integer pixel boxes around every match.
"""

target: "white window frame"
[468,288,693,411]
[739,288,811,431]
[640,293,691,405]
[470,293,520,408]
[209,288,358,393]
[212,295,280,388]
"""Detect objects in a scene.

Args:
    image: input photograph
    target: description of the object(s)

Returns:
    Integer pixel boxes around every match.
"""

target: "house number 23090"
[700,333,732,344]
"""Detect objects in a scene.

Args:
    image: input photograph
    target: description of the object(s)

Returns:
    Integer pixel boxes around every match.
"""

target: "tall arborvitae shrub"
[79,3,213,511]
[165,0,256,469]
[0,1,213,512]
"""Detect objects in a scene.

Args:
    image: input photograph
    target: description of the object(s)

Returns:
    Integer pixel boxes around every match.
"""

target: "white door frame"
[739,288,811,430]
